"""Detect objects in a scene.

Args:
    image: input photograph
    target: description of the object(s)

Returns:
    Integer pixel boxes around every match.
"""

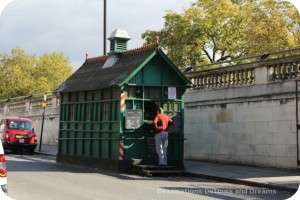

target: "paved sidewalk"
[35,144,58,156]
[184,160,300,193]
[35,144,300,192]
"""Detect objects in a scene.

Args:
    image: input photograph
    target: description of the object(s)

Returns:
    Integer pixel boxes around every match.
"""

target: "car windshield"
[8,120,32,130]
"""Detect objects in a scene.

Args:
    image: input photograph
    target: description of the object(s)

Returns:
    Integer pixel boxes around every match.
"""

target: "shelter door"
[144,101,159,160]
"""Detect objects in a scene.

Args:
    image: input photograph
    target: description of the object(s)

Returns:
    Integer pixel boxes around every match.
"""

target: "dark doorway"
[144,101,159,121]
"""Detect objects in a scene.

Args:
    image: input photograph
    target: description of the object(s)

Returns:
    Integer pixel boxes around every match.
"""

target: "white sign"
[168,87,176,100]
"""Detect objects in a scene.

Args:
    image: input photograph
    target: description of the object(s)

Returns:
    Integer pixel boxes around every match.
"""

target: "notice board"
[125,109,142,129]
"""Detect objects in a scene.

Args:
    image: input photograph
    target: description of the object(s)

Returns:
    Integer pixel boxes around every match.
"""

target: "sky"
[0,0,299,71]
[0,0,192,70]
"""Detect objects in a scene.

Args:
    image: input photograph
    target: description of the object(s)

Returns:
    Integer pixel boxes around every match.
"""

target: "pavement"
[35,144,300,193]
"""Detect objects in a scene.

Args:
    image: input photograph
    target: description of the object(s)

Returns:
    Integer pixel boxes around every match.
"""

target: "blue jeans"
[155,131,168,165]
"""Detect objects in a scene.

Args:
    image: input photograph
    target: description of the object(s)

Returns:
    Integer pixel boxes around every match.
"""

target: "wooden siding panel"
[129,70,143,85]
[143,64,162,85]
[128,55,185,86]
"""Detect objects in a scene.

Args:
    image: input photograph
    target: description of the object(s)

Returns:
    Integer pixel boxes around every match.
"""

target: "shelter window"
[85,91,93,101]
[144,87,161,99]
[68,92,77,121]
[69,104,76,121]
[84,103,92,121]
[126,86,142,98]
[70,92,77,102]
[102,89,111,100]
[94,90,101,101]
[102,102,110,121]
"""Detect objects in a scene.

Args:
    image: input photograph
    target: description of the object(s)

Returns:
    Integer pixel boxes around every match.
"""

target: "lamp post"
[39,95,47,151]
[103,0,107,55]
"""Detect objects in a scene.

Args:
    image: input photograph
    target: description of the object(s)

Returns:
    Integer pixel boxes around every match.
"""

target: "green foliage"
[142,0,300,71]
[0,47,72,99]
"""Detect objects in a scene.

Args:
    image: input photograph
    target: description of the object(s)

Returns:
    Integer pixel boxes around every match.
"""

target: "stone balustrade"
[186,49,300,89]
[269,60,300,81]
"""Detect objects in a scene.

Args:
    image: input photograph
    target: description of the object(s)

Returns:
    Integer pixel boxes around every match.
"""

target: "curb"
[183,172,298,193]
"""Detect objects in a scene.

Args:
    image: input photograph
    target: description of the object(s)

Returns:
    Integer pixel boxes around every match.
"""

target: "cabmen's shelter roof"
[55,43,158,93]
[55,42,191,93]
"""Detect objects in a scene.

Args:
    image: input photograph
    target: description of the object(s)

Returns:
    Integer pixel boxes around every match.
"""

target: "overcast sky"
[0,0,193,70]
[0,0,299,71]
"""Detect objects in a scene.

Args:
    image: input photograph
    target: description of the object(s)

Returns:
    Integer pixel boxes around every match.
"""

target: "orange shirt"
[153,113,173,133]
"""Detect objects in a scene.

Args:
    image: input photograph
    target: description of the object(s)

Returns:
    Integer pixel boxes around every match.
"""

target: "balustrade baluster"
[210,74,214,88]
[207,75,211,88]
[191,77,195,87]
[280,65,284,80]
[282,64,287,80]
[232,71,236,86]
[250,69,254,84]
[223,72,228,86]
[238,71,242,85]
[204,76,208,88]
[234,72,239,86]
[237,70,241,85]
[239,70,243,85]
[212,74,217,88]
[268,66,274,82]
[275,65,280,80]
[287,63,293,79]
[244,69,248,84]
[291,62,296,79]
[227,73,230,87]
[208,75,212,88]
[297,62,300,79]
[229,72,232,86]
[245,69,251,84]
[193,77,197,88]
[230,72,233,86]
[215,74,220,87]
[231,71,236,86]
[219,74,223,87]
[201,76,204,88]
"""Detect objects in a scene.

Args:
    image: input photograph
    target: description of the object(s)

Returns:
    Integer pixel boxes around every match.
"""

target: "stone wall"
[184,53,300,169]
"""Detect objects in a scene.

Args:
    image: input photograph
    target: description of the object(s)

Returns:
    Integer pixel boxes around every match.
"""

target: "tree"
[141,0,300,70]
[0,47,72,99]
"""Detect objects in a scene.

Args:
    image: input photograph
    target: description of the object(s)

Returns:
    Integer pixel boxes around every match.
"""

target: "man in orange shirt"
[153,107,173,166]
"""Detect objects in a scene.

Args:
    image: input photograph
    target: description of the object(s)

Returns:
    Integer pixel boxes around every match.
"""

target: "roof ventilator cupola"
[108,29,131,54]
[102,29,131,68]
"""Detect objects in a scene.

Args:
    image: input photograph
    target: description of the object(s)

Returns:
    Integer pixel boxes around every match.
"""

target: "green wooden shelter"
[55,29,191,171]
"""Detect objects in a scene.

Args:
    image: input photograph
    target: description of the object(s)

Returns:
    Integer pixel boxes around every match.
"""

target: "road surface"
[5,153,295,200]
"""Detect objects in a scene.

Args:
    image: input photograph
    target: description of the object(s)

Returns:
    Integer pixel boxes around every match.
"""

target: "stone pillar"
[25,100,30,111]
[254,66,268,85]
[3,104,8,115]
[51,95,59,108]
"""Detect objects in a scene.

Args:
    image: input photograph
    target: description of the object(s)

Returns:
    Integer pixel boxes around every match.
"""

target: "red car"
[0,117,37,154]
